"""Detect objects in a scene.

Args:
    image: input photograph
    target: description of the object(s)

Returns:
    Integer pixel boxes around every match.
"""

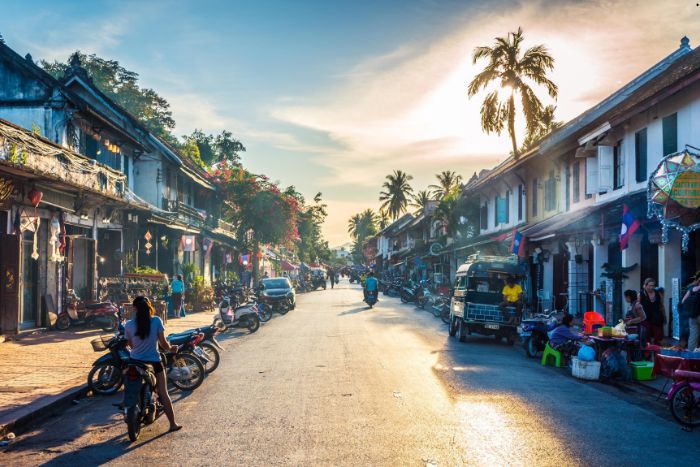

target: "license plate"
[484,324,500,330]
[516,326,522,333]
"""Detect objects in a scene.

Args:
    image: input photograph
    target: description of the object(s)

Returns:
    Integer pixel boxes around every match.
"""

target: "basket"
[90,335,112,352]
[630,361,654,381]
[572,357,601,380]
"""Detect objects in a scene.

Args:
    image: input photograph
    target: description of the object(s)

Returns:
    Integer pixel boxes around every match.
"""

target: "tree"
[378,209,390,230]
[429,171,462,200]
[42,52,176,142]
[379,170,414,220]
[411,190,433,213]
[215,130,246,164]
[467,28,558,157]
[434,187,479,240]
[183,129,246,168]
[520,104,562,152]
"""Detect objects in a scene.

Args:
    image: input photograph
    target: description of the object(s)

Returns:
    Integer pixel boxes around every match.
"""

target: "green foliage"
[468,28,558,157]
[183,129,246,167]
[347,209,378,264]
[181,262,199,282]
[411,190,433,212]
[31,122,41,135]
[379,170,414,220]
[435,187,479,240]
[429,171,463,200]
[130,266,162,275]
[41,52,176,141]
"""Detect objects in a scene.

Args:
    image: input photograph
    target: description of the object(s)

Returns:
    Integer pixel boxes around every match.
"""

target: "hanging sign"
[144,230,153,255]
[672,277,680,340]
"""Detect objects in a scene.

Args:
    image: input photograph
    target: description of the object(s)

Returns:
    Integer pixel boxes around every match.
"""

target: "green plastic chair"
[541,342,562,367]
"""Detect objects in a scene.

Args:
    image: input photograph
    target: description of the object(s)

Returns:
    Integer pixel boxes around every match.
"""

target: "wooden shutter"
[635,128,647,182]
[0,233,21,334]
[598,145,614,193]
[586,156,599,195]
[663,113,677,157]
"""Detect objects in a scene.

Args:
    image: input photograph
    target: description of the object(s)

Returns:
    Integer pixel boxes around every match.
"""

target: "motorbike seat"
[167,332,196,345]
[85,302,112,309]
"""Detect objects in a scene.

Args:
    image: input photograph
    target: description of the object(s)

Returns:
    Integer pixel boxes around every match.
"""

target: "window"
[544,171,556,211]
[565,166,570,211]
[531,178,538,217]
[123,155,130,183]
[635,128,647,182]
[613,140,624,190]
[496,194,508,225]
[493,196,498,227]
[663,113,677,157]
[517,185,524,221]
[480,202,488,230]
[572,161,580,203]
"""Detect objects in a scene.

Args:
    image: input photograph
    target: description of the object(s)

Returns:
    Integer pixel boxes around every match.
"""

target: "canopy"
[280,260,297,271]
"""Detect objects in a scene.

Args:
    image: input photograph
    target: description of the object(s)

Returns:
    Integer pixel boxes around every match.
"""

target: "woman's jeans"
[689,316,700,350]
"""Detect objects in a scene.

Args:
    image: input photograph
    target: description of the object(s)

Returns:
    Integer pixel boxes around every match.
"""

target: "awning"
[281,260,297,271]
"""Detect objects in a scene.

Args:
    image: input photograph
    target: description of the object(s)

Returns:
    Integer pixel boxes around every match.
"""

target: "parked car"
[259,277,296,313]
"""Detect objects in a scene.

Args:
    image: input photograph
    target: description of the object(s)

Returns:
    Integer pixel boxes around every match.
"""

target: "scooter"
[518,312,559,358]
[400,283,420,304]
[213,296,261,333]
[56,289,119,332]
[668,369,700,428]
[364,290,378,309]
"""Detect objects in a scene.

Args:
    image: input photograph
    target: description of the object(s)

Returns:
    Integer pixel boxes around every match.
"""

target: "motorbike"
[431,295,451,324]
[123,359,161,442]
[214,296,261,333]
[167,330,219,375]
[518,312,558,358]
[88,333,130,395]
[415,283,430,309]
[668,369,700,428]
[364,289,378,308]
[400,283,420,303]
[382,279,402,297]
[56,289,119,332]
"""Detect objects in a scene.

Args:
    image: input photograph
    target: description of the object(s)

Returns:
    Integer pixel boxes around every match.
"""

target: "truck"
[448,254,529,345]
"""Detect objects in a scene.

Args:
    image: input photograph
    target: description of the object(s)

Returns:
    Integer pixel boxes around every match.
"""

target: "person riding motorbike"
[364,271,378,302]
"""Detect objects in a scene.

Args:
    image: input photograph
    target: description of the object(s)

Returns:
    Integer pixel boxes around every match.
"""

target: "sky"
[2,0,700,246]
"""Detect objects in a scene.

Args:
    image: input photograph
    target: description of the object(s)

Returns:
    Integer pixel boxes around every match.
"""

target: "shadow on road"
[338,306,370,316]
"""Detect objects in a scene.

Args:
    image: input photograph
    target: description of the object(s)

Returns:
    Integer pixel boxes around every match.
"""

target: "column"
[622,234,642,312]
[591,239,608,314]
[566,241,590,317]
[658,230,681,336]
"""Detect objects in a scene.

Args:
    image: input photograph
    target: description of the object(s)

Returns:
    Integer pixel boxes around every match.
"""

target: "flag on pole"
[619,204,640,251]
[180,235,196,252]
[510,230,526,257]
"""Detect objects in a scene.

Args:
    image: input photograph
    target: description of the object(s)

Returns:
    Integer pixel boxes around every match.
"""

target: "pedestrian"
[681,273,700,351]
[124,296,182,433]
[171,274,184,319]
[623,289,647,347]
[329,269,336,289]
[639,278,666,346]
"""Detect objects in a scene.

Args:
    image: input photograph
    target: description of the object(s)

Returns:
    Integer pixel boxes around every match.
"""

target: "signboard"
[604,278,614,324]
[672,277,680,340]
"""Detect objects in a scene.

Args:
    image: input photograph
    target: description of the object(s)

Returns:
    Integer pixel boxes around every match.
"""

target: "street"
[2,280,698,466]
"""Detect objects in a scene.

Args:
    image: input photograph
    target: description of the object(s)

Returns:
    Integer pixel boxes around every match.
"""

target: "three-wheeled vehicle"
[309,268,327,290]
[448,254,529,345]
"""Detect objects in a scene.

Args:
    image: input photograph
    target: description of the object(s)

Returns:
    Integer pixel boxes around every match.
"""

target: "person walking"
[329,269,336,289]
[639,278,666,346]
[681,273,700,351]
[124,296,182,433]
[171,274,184,319]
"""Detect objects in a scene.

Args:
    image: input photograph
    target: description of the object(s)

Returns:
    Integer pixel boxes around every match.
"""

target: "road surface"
[2,280,697,466]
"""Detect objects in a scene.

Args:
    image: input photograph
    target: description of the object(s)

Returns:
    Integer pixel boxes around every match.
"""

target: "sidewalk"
[0,310,217,437]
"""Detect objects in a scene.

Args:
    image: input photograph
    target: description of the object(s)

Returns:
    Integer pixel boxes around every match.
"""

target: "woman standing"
[171,275,184,319]
[639,278,666,345]
[681,273,700,351]
[124,296,182,433]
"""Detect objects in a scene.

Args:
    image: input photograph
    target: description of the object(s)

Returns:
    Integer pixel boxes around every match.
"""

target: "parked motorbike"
[167,330,219,375]
[364,290,378,309]
[518,312,558,358]
[56,289,119,332]
[400,283,420,303]
[88,333,129,395]
[431,295,451,324]
[214,297,261,333]
[383,279,402,297]
[164,345,206,391]
[668,369,700,428]
[415,283,431,309]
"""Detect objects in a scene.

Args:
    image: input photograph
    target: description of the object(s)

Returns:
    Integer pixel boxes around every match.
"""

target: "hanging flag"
[510,230,527,257]
[619,204,640,251]
[240,253,250,265]
[180,235,196,252]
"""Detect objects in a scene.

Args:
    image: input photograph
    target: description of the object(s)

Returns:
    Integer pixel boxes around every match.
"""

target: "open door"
[0,233,21,335]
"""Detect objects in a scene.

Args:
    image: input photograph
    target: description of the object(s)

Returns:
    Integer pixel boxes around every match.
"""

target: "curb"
[0,384,90,439]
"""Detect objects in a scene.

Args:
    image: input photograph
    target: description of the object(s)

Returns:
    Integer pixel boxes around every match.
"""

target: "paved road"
[2,280,698,466]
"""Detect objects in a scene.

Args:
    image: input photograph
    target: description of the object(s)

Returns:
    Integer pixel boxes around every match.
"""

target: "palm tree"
[378,209,390,230]
[411,190,433,213]
[347,209,378,241]
[379,170,414,220]
[468,27,557,157]
[347,213,362,240]
[429,171,463,200]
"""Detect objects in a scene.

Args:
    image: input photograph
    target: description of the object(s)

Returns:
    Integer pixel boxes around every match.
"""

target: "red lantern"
[28,188,42,207]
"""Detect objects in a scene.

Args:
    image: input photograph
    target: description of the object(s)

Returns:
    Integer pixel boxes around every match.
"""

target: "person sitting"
[623,289,647,348]
[549,313,587,363]
[364,271,378,301]
[499,276,523,324]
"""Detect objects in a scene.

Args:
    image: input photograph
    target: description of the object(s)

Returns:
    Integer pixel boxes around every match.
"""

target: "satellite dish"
[429,243,443,256]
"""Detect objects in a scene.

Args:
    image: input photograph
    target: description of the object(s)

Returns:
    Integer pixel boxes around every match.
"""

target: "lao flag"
[239,253,250,265]
[511,230,526,257]
[619,204,640,251]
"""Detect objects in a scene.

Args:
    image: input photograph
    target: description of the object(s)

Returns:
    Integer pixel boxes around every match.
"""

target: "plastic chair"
[583,311,606,335]
[541,342,562,367]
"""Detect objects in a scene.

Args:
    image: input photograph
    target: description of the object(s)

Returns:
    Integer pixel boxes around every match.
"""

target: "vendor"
[549,313,586,362]
[624,289,647,347]
[640,278,666,346]
[500,276,523,324]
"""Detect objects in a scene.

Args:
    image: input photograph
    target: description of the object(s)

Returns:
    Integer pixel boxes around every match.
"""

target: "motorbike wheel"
[670,385,700,428]
[169,353,205,391]
[458,320,468,343]
[525,336,542,358]
[87,362,123,395]
[56,314,71,330]
[101,315,118,332]
[277,304,290,316]
[199,342,220,374]
[246,314,261,333]
[400,294,408,303]
[126,406,141,442]
[258,305,272,322]
[448,316,458,337]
